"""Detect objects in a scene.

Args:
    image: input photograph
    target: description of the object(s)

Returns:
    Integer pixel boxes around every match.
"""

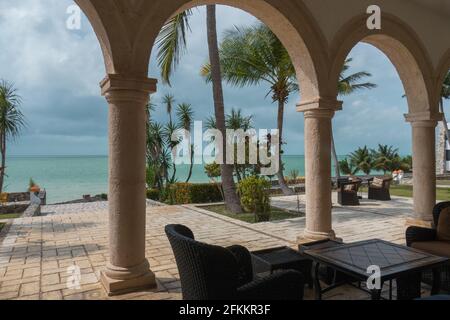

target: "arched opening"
[144,3,327,193]
[330,15,439,223]
[0,1,108,204]
[436,51,450,174]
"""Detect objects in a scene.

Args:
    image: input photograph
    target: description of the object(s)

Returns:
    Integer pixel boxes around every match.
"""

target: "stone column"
[297,98,342,242]
[100,74,157,296]
[405,113,439,227]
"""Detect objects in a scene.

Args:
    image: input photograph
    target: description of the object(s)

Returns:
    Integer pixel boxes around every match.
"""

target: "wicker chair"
[337,179,362,206]
[368,177,392,201]
[406,202,450,293]
[165,224,305,300]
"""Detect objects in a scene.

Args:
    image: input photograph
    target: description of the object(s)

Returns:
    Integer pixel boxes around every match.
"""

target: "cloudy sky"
[1,1,447,156]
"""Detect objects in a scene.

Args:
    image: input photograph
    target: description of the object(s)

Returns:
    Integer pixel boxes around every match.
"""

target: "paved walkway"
[0,194,422,300]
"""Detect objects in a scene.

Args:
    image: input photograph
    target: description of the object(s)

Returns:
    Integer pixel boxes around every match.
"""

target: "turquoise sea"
[4,155,338,204]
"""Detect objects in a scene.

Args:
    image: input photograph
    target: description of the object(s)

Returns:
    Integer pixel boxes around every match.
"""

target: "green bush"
[169,183,223,205]
[146,189,160,201]
[238,176,271,222]
[169,183,192,204]
[189,184,223,204]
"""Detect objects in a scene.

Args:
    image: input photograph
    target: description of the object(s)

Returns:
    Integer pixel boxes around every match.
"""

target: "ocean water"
[4,155,334,204]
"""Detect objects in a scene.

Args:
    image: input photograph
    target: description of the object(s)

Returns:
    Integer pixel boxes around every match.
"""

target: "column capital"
[297,98,343,118]
[404,112,442,127]
[100,74,157,103]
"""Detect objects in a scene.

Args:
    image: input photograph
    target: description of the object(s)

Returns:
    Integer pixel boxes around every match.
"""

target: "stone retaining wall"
[0,203,29,215]
[6,192,30,202]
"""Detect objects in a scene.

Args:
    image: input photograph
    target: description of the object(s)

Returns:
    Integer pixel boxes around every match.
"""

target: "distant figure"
[30,192,41,205]
[392,170,404,185]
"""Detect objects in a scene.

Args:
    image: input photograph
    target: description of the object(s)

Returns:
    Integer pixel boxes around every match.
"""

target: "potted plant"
[29,178,40,193]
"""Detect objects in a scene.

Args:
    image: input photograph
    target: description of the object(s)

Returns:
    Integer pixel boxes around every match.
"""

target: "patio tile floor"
[0,194,430,300]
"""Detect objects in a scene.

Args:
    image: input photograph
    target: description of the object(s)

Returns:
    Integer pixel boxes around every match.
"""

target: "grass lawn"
[202,205,302,224]
[0,213,22,220]
[360,185,450,201]
[437,180,450,186]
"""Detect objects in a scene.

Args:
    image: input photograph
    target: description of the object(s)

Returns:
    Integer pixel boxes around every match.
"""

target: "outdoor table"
[251,246,313,288]
[301,239,449,300]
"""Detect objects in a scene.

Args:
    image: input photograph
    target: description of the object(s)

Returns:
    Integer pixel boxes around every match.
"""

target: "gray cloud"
[1,2,427,156]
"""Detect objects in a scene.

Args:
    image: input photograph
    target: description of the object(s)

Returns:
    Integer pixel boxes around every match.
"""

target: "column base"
[406,217,434,229]
[298,229,337,244]
[101,260,157,296]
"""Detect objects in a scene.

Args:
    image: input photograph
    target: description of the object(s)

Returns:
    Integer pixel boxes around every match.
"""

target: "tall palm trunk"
[0,132,5,193]
[331,127,341,180]
[440,98,450,173]
[186,144,194,182]
[206,5,242,213]
[276,100,293,195]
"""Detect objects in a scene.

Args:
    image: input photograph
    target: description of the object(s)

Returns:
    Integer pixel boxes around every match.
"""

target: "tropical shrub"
[146,189,160,201]
[169,183,191,204]
[169,183,223,205]
[189,184,223,204]
[204,162,224,200]
[238,176,271,222]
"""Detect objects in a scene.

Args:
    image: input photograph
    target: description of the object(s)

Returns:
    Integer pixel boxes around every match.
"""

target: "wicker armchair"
[368,177,392,201]
[337,179,362,206]
[406,202,450,293]
[165,224,305,300]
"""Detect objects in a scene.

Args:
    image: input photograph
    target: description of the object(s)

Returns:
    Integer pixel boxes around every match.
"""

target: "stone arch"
[74,0,146,76]
[134,0,330,101]
[329,13,438,116]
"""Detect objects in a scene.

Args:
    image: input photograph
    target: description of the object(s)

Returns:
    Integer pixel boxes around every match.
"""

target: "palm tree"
[156,7,242,213]
[163,94,176,123]
[206,5,242,212]
[201,24,297,195]
[349,146,374,176]
[176,103,195,182]
[372,144,401,174]
[334,59,377,179]
[226,108,253,131]
[339,158,358,176]
[0,80,26,193]
[163,121,182,183]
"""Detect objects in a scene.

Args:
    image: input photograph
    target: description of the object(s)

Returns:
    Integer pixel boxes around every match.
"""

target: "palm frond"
[0,80,26,141]
[156,10,192,86]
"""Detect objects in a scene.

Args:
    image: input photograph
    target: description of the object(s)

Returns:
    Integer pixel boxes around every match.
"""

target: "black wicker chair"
[165,224,305,300]
[406,202,450,293]
[368,177,392,201]
[337,179,362,206]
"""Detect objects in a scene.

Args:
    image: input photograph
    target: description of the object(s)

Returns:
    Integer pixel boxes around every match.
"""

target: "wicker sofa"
[165,224,305,300]
[406,202,450,293]
[368,177,393,201]
[337,178,362,206]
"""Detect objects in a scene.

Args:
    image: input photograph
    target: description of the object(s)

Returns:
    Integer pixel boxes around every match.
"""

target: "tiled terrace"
[0,194,421,300]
